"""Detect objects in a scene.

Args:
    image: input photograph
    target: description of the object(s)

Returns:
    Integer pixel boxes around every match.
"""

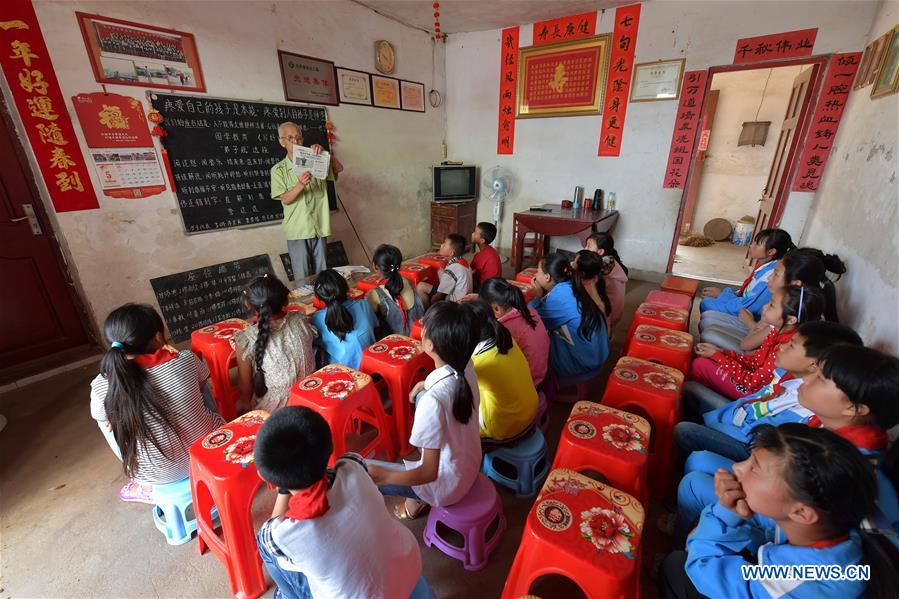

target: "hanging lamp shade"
[738,121,771,147]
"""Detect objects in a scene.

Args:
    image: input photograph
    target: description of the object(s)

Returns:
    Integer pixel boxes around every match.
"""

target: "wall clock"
[375,40,396,74]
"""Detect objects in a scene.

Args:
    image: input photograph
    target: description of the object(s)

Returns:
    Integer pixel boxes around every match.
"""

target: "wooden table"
[512,205,619,272]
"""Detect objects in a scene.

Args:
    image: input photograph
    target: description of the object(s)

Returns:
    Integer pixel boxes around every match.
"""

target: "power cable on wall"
[334,188,372,266]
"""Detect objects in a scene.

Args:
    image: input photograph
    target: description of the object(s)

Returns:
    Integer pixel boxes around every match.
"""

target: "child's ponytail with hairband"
[313,269,355,341]
[421,302,479,425]
[541,252,604,340]
[243,273,290,397]
[781,248,846,322]
[373,244,405,302]
[479,277,538,329]
[779,284,824,330]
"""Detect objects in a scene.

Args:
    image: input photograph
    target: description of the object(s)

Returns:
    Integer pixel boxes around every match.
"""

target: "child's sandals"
[118,480,155,504]
[394,498,427,520]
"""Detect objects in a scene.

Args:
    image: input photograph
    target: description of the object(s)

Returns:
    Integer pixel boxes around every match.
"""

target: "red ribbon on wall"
[497,26,519,155]
[598,3,641,157]
[662,70,708,189]
[791,52,861,191]
[733,28,818,65]
[0,0,98,212]
[532,12,597,46]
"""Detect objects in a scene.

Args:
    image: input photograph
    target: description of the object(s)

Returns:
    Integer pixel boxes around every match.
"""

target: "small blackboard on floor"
[150,254,273,341]
[279,241,349,281]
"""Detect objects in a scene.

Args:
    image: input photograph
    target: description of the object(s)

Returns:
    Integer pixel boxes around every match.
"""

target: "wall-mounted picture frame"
[278,50,338,106]
[865,32,890,87]
[854,41,877,89]
[76,12,205,92]
[516,35,611,118]
[630,58,685,102]
[400,80,426,112]
[335,67,372,106]
[372,74,401,109]
[871,25,899,99]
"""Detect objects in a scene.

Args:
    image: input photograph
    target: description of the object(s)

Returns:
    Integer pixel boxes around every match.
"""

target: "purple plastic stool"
[423,473,506,571]
[646,289,692,311]
[535,389,548,433]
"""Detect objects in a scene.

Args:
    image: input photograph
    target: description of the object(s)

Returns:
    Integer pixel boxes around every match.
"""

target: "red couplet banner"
[598,3,641,156]
[532,12,597,46]
[0,0,98,212]
[733,28,818,64]
[497,26,519,155]
[791,52,861,191]
[662,70,708,189]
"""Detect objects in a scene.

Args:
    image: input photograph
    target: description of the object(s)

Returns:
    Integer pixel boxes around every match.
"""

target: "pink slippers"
[118,480,155,504]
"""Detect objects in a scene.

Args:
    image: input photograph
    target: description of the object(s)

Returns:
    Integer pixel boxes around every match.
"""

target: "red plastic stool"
[418,252,449,271]
[190,318,249,421]
[516,268,538,284]
[190,411,270,599]
[646,289,691,311]
[601,357,684,498]
[507,279,536,302]
[624,303,689,352]
[400,262,437,286]
[288,365,396,465]
[627,324,693,375]
[284,301,317,318]
[551,401,651,504]
[661,275,699,298]
[502,469,644,599]
[355,273,384,293]
[410,319,424,341]
[312,284,365,309]
[359,334,434,456]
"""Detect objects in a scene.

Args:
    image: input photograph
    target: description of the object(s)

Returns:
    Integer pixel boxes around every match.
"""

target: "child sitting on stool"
[416,233,473,308]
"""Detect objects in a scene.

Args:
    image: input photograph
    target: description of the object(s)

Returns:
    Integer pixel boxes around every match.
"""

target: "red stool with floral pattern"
[360,335,435,456]
[624,303,689,351]
[626,324,693,375]
[355,273,384,293]
[410,319,424,341]
[189,411,270,599]
[660,275,699,298]
[501,469,644,599]
[600,357,684,498]
[507,279,536,302]
[190,318,249,421]
[645,289,692,312]
[288,365,396,465]
[515,267,538,284]
[417,252,449,271]
[551,401,651,504]
[312,285,365,309]
[400,262,437,286]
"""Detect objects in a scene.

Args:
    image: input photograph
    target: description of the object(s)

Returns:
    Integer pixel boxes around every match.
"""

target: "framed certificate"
[336,67,372,106]
[630,59,685,102]
[278,50,338,106]
[372,74,401,109]
[400,80,425,112]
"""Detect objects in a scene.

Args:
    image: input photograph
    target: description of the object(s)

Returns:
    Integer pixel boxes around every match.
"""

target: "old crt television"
[433,165,477,202]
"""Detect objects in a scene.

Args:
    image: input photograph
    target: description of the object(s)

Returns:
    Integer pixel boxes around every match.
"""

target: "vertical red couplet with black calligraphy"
[791,52,861,191]
[532,12,597,46]
[733,28,818,64]
[0,0,98,211]
[497,26,519,155]
[662,70,708,189]
[598,3,640,157]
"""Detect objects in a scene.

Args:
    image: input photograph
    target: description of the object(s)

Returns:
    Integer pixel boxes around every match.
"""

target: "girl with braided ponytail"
[311,269,377,369]
[529,252,610,377]
[586,232,628,326]
[90,304,222,503]
[234,274,315,413]
[366,244,424,336]
[660,424,899,599]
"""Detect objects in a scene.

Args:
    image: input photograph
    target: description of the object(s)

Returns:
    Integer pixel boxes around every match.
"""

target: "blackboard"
[151,92,336,234]
[150,254,273,342]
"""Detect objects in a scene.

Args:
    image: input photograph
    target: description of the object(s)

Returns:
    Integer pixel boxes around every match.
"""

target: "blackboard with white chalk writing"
[150,254,273,341]
[151,93,335,234]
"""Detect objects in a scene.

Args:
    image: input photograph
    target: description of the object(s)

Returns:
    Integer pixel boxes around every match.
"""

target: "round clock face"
[375,40,396,74]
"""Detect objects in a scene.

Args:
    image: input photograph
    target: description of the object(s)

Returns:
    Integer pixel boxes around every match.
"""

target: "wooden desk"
[512,205,619,272]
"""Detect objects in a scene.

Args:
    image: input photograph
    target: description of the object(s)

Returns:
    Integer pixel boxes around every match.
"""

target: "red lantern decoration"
[151,125,167,137]
[433,1,442,40]
[147,108,164,123]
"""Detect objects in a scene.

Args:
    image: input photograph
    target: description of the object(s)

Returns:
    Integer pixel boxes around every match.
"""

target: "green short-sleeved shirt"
[270,155,337,240]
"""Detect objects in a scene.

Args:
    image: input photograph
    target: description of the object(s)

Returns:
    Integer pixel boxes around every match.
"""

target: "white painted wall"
[800,0,899,353]
[6,0,445,332]
[445,1,878,272]
[691,65,803,234]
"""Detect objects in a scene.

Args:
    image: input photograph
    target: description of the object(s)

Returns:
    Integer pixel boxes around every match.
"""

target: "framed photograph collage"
[333,67,425,112]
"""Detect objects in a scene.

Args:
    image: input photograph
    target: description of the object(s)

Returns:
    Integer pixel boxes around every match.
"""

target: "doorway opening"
[667,56,827,284]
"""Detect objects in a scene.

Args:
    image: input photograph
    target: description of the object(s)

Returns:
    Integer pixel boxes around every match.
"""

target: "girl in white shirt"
[368,301,483,519]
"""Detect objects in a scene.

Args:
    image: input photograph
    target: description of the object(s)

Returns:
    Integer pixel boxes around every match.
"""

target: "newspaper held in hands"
[292,145,330,179]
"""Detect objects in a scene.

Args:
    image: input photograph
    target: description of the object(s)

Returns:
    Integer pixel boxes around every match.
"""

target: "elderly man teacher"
[270,121,344,280]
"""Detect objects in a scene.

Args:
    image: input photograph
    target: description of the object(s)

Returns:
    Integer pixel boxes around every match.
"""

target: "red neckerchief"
[284,475,330,520]
[251,311,286,325]
[737,262,763,296]
[448,256,470,269]
[833,424,889,452]
[133,347,178,369]
[805,534,850,549]
[807,415,822,428]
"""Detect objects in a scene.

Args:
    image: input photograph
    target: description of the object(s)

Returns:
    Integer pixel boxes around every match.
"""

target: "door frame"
[0,95,97,350]
[665,54,830,274]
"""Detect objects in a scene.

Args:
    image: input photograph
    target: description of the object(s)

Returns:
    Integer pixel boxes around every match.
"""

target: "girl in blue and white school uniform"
[311,269,377,369]
[659,424,899,599]
[528,252,609,378]
[698,228,794,324]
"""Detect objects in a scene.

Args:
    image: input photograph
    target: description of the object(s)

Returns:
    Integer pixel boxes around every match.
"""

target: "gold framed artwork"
[371,74,401,109]
[630,59,685,102]
[865,33,890,87]
[871,25,899,99]
[516,35,611,118]
[854,41,877,89]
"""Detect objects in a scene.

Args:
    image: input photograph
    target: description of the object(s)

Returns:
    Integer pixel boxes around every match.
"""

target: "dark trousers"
[659,551,708,599]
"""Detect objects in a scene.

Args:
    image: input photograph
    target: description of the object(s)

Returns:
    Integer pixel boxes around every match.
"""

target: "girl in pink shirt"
[480,278,550,387]
[586,232,628,327]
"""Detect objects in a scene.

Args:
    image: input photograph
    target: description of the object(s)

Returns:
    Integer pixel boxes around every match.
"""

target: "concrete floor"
[672,242,750,286]
[0,279,668,599]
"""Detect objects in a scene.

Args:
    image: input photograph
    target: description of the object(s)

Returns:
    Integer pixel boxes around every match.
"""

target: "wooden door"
[748,66,815,260]
[0,111,88,368]
[680,90,719,234]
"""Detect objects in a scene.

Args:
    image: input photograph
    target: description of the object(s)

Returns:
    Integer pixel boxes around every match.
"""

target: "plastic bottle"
[607,192,617,210]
